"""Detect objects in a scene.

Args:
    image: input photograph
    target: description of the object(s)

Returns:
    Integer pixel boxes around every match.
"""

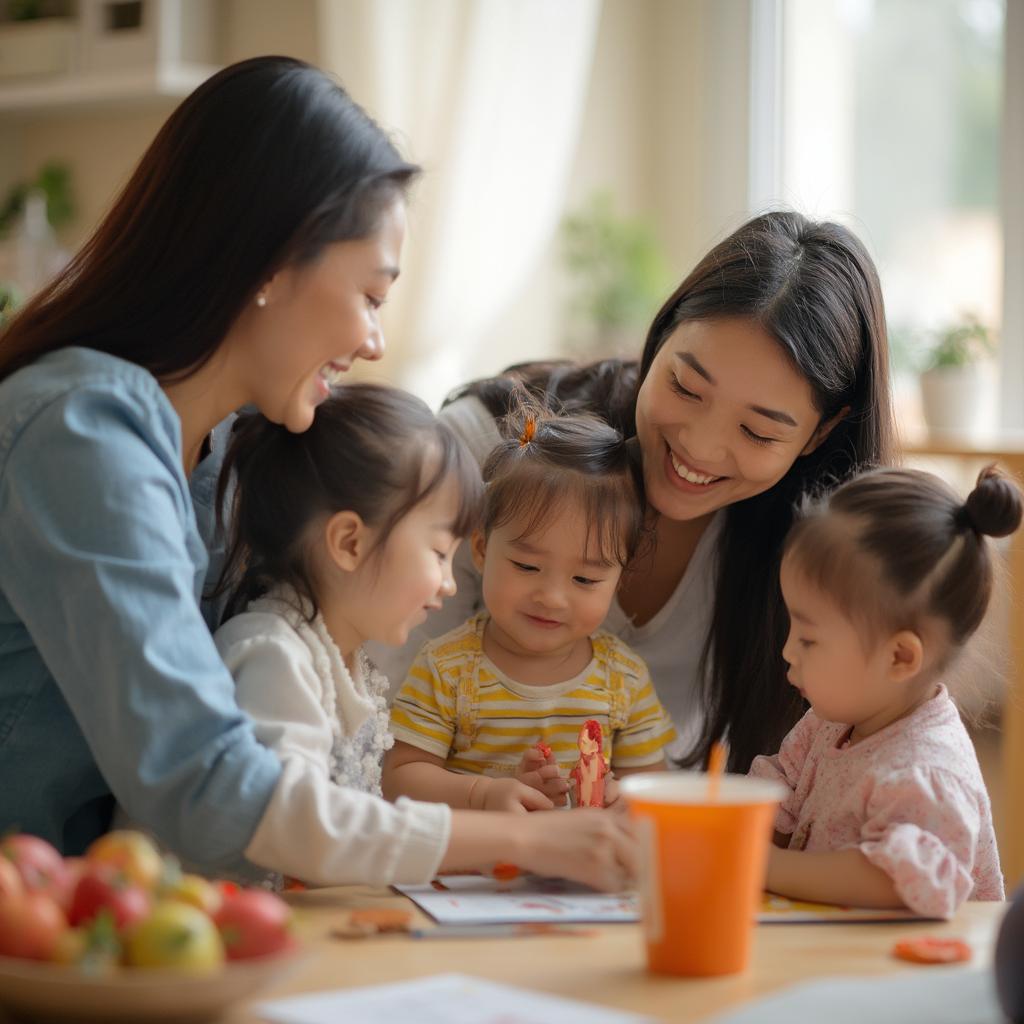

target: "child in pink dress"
[750,465,1022,918]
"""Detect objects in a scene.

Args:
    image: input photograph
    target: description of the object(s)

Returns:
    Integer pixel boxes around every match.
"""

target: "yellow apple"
[160,873,222,916]
[125,902,225,972]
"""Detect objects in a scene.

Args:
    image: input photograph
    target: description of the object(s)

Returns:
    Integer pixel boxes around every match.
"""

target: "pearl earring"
[255,293,267,308]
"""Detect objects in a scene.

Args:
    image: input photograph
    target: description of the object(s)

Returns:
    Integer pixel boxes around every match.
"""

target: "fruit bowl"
[0,945,307,1023]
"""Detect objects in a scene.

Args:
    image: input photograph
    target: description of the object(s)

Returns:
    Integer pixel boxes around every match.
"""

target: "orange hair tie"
[519,417,537,447]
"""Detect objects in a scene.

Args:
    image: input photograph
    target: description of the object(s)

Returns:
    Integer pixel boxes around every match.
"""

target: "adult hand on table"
[512,809,637,892]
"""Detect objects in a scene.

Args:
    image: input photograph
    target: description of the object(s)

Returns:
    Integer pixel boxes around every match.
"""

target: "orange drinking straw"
[707,741,727,800]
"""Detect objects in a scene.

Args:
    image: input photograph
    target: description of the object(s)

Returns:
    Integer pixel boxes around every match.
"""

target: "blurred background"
[0,0,1018,422]
[1,0,1023,877]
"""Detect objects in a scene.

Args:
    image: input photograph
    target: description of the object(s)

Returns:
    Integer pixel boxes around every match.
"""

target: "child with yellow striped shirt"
[383,409,676,812]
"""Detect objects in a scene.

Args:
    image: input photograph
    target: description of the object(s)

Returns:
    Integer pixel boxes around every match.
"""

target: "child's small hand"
[515,745,569,806]
[473,777,555,813]
[602,773,625,812]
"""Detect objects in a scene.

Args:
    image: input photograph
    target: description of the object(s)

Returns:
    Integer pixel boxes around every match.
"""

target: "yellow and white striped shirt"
[390,614,676,777]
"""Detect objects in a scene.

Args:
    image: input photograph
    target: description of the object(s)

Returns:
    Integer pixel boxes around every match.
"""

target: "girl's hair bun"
[961,464,1024,539]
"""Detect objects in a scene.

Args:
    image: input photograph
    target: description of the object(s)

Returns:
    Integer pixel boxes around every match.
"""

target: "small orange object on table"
[892,936,972,964]
[492,863,521,882]
[332,907,414,938]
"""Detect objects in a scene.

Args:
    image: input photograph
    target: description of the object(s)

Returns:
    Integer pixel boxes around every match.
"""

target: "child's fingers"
[611,817,639,884]
[603,775,622,809]
[535,764,563,781]
[516,770,546,790]
[518,785,555,812]
[518,750,546,772]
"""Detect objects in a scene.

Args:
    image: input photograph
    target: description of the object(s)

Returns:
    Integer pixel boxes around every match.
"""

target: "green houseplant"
[917,314,996,437]
[561,191,671,358]
[0,161,74,239]
[0,162,74,310]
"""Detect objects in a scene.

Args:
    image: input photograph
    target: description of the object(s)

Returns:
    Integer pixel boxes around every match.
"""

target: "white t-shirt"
[368,395,721,764]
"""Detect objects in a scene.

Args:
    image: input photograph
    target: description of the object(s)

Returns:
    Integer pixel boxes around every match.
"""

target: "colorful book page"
[758,894,932,923]
[397,875,932,925]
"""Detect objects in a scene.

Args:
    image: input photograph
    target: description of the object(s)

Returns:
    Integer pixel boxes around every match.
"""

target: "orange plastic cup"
[621,772,785,977]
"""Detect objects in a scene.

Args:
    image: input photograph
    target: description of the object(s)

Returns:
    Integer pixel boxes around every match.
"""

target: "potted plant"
[915,315,996,438]
[0,162,73,300]
[0,161,74,239]
[560,191,671,359]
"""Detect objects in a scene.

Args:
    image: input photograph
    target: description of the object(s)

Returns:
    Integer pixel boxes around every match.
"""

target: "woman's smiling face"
[634,317,830,522]
[234,198,406,434]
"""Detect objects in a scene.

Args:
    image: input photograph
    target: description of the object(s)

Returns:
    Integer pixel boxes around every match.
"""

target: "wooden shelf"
[0,62,219,115]
[0,0,221,117]
[901,429,1024,460]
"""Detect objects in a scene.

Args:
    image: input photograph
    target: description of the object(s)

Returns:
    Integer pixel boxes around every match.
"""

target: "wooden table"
[900,432,1024,888]
[221,886,1006,1023]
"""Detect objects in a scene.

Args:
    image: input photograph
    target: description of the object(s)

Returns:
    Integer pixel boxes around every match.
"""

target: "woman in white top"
[373,212,896,774]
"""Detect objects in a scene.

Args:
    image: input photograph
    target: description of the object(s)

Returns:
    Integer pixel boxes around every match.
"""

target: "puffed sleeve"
[216,624,335,779]
[606,645,676,768]
[857,767,981,918]
[748,709,820,835]
[389,645,458,759]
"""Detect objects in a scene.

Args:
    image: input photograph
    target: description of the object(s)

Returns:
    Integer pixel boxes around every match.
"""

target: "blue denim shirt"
[0,347,281,871]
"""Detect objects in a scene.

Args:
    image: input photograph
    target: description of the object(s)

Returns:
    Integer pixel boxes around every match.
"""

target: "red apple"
[0,891,67,960]
[68,864,152,932]
[0,834,67,897]
[214,889,294,960]
[0,857,23,902]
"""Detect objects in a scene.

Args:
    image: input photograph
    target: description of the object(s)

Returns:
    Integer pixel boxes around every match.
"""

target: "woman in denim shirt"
[0,57,634,891]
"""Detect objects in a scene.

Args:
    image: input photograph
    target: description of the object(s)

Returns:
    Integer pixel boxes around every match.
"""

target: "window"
[763,0,1006,432]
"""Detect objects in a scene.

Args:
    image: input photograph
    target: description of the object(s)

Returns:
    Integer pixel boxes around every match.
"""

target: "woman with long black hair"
[0,56,634,890]
[380,211,895,775]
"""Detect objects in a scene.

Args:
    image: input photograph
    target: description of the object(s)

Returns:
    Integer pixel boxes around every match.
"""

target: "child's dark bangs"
[785,516,897,645]
[385,428,484,543]
[419,427,485,537]
[489,462,565,541]
[580,473,639,566]
[490,462,638,566]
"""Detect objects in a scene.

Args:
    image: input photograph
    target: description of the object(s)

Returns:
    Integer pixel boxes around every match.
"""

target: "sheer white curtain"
[316,0,601,405]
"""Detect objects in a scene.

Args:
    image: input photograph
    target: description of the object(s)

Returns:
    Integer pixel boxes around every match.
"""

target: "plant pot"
[918,362,992,439]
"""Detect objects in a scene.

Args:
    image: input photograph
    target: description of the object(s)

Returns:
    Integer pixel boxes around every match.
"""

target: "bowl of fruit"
[0,829,305,1022]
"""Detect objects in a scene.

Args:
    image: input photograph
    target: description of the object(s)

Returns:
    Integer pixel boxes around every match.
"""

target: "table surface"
[219,887,1005,1023]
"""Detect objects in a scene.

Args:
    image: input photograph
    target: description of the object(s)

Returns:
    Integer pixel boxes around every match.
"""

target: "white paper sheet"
[395,873,639,924]
[709,967,1002,1024]
[256,973,658,1024]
